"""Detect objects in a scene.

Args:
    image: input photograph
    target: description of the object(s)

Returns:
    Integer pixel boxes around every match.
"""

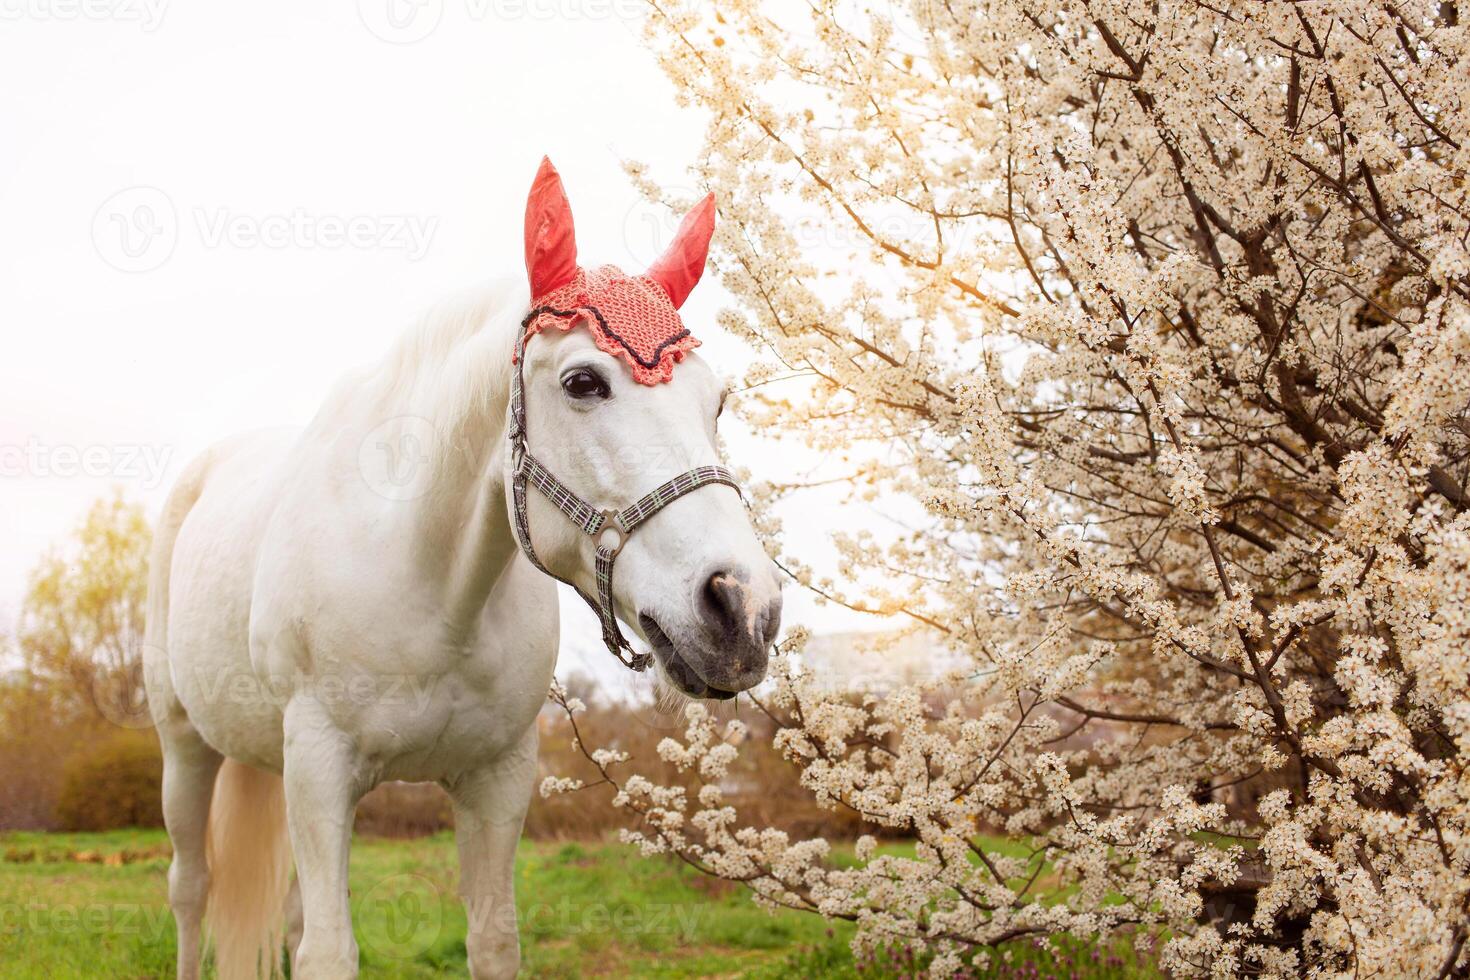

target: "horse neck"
[365,285,525,635]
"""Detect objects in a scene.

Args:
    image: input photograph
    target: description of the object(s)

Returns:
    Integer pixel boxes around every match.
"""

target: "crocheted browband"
[521,157,715,385]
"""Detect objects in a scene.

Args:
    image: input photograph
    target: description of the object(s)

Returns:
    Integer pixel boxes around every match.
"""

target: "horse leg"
[284,874,304,975]
[445,728,537,980]
[158,718,222,980]
[283,699,365,979]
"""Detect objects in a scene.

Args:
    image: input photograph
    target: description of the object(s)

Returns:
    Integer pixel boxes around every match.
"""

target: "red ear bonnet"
[521,158,713,385]
[646,192,715,310]
[524,157,579,298]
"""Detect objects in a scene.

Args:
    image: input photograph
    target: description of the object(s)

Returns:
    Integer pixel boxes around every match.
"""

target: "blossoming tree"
[549,2,1470,975]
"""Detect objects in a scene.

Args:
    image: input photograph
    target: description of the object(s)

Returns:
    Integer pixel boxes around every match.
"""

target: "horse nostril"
[701,570,745,638]
[701,569,782,653]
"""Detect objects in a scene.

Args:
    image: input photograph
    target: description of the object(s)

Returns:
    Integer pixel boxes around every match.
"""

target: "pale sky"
[0,1,874,685]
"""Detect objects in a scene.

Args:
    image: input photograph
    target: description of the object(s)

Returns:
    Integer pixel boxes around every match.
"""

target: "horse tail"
[206,759,292,980]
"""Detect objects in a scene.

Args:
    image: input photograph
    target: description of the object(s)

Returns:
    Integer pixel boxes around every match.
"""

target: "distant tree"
[0,492,154,827]
[17,491,151,726]
[0,667,76,828]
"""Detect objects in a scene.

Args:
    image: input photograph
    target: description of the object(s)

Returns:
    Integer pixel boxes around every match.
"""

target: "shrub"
[354,781,453,837]
[54,730,164,831]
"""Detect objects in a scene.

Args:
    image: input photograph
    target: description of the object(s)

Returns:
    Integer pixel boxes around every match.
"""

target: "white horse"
[143,160,782,979]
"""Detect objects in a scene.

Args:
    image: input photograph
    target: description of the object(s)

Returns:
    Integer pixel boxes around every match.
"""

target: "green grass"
[0,831,1160,978]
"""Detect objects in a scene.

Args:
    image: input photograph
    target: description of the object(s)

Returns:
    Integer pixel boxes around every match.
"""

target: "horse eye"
[561,368,609,400]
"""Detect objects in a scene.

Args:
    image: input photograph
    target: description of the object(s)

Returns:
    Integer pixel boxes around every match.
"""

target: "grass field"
[0,830,1159,978]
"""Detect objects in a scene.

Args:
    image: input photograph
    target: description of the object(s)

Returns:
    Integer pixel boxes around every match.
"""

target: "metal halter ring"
[593,510,629,557]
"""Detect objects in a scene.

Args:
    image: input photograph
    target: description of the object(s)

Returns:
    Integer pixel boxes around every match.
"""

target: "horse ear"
[646,192,715,310]
[524,157,579,299]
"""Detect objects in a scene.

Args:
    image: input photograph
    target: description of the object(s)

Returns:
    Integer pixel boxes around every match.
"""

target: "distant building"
[794,629,963,692]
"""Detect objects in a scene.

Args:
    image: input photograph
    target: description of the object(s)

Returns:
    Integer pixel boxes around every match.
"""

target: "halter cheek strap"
[508,316,741,671]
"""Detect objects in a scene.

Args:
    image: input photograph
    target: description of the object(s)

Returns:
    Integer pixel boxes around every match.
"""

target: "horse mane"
[341,279,527,473]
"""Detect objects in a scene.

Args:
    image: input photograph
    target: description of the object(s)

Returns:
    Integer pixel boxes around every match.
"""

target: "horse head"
[509,157,782,699]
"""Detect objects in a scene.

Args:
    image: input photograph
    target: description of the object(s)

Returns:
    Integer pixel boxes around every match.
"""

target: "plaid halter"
[507,317,741,671]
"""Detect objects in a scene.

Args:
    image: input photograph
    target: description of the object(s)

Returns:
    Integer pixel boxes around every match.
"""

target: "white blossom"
[551,2,1470,975]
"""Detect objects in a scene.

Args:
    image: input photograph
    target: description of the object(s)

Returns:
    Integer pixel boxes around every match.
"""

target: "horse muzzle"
[640,566,781,699]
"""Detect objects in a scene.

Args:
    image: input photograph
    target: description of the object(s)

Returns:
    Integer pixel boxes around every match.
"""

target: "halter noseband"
[507,309,741,671]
